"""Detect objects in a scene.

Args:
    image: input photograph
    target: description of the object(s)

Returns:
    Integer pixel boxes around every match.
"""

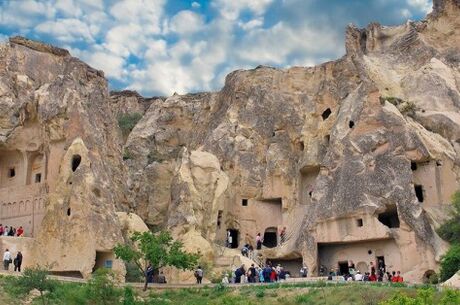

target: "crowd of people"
[217,263,291,284]
[2,248,23,272]
[324,260,404,283]
[0,224,24,237]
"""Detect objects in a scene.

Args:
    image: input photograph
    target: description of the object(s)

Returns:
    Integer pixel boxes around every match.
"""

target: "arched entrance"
[263,227,278,248]
[227,229,239,248]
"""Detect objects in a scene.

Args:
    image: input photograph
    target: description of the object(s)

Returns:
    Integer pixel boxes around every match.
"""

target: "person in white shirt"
[3,249,12,270]
[354,271,363,281]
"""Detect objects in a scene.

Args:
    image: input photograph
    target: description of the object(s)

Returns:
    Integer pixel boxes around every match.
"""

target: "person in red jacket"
[396,271,404,282]
[16,226,24,237]
[391,271,399,282]
[369,272,377,281]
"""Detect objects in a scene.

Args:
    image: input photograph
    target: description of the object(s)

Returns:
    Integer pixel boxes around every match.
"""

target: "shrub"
[440,244,460,281]
[255,289,265,298]
[9,266,56,305]
[85,269,121,305]
[118,113,142,136]
[439,289,460,305]
[125,262,143,283]
[123,149,133,161]
[437,192,460,243]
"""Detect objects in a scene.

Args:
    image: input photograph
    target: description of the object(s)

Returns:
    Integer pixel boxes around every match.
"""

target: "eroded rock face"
[0,38,129,278]
[124,0,460,282]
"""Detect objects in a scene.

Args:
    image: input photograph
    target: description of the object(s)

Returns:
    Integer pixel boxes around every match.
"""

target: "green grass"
[0,275,458,305]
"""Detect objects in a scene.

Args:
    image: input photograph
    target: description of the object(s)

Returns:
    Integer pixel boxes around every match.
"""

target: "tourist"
[384,272,391,282]
[396,271,404,282]
[363,272,370,281]
[355,271,363,281]
[258,267,264,283]
[263,265,272,282]
[256,233,262,250]
[8,227,14,236]
[279,227,286,245]
[241,244,249,257]
[158,271,167,284]
[16,226,24,237]
[319,264,326,276]
[194,266,204,284]
[369,261,376,274]
[391,271,398,282]
[13,251,23,272]
[270,267,277,282]
[234,265,245,283]
[222,274,229,284]
[145,263,154,283]
[226,230,232,248]
[0,224,4,236]
[278,267,287,281]
[378,259,385,273]
[248,264,256,283]
[327,272,333,281]
[300,265,308,277]
[3,226,9,236]
[3,248,12,270]
[369,271,377,282]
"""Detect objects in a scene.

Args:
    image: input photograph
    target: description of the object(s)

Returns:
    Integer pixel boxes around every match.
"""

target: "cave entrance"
[414,185,424,202]
[263,227,278,248]
[93,251,114,273]
[338,261,349,275]
[377,205,400,228]
[71,155,82,172]
[227,229,239,249]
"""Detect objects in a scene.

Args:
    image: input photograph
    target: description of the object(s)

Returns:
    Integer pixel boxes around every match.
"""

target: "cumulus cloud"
[0,0,435,96]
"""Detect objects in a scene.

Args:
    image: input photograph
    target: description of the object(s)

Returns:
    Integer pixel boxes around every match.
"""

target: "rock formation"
[0,0,459,283]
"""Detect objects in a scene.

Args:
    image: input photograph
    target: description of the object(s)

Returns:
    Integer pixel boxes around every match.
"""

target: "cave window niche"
[71,155,82,172]
[242,199,248,206]
[325,135,330,143]
[217,210,223,229]
[356,218,363,227]
[436,160,443,167]
[298,141,305,151]
[411,162,417,171]
[349,121,355,128]
[35,173,42,183]
[377,205,400,228]
[67,208,71,216]
[321,108,332,120]
[8,168,15,178]
[414,185,424,202]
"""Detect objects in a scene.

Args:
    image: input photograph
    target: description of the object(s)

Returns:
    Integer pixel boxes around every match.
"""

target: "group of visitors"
[220,263,290,284]
[2,249,23,272]
[326,260,404,283]
[0,224,24,237]
[145,263,167,284]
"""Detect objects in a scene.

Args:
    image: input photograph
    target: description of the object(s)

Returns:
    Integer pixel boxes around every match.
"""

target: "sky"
[0,0,433,97]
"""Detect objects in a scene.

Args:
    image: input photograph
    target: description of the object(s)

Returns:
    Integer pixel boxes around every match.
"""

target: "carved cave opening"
[300,166,320,205]
[414,184,424,202]
[377,205,400,228]
[268,258,303,277]
[321,108,332,120]
[263,227,278,248]
[71,155,82,172]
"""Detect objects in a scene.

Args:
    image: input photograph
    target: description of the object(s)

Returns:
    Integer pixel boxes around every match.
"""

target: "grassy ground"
[0,275,456,305]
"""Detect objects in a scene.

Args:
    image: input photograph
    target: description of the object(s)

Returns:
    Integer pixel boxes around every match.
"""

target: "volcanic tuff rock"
[0,0,459,283]
[123,0,460,281]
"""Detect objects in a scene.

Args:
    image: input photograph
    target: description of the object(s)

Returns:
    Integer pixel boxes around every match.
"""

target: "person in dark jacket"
[14,251,23,272]
[234,265,246,283]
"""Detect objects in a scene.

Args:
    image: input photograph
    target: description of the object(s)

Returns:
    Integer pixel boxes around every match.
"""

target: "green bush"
[439,289,460,305]
[7,266,56,305]
[118,113,142,136]
[440,244,460,281]
[125,262,143,283]
[85,269,121,305]
[295,293,314,304]
[437,192,460,243]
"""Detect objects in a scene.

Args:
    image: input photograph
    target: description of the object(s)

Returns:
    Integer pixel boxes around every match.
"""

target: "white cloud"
[212,0,274,20]
[35,18,94,42]
[169,10,205,35]
[238,18,264,31]
[191,2,201,8]
[86,51,126,79]
[407,0,432,13]
[109,0,164,34]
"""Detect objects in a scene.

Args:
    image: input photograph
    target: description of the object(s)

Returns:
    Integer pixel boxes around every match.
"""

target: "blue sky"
[0,0,432,96]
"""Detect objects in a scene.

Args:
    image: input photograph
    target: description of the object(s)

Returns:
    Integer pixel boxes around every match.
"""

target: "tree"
[114,230,200,290]
[437,191,460,281]
[15,266,55,305]
[437,191,460,243]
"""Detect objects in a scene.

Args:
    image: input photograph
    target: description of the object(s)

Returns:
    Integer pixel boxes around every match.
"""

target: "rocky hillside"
[0,0,459,282]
